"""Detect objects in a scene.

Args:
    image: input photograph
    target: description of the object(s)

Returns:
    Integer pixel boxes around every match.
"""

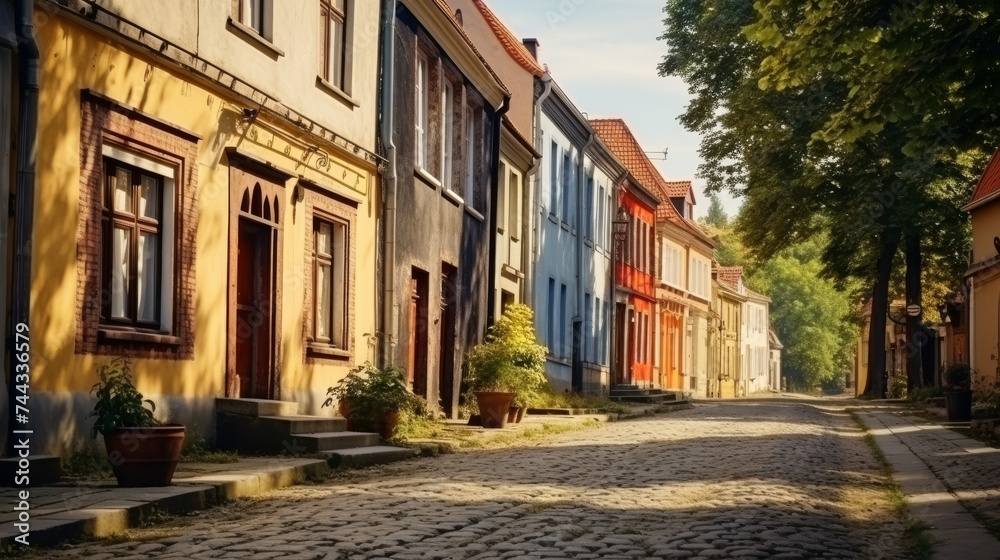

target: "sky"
[484,0,743,219]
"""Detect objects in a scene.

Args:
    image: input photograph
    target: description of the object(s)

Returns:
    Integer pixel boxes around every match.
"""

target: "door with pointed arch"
[228,164,284,399]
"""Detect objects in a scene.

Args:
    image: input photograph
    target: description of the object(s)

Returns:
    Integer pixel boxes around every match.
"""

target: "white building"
[741,289,772,395]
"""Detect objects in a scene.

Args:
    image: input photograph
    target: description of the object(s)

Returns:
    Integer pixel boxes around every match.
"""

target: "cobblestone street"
[44,402,908,559]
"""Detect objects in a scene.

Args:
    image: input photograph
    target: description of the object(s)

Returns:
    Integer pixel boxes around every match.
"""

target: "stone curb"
[0,458,330,548]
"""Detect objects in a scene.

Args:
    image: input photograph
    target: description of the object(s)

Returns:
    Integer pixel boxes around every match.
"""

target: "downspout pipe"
[525,71,552,309]
[7,0,38,456]
[486,95,511,327]
[572,131,594,393]
[378,0,398,368]
[607,171,628,391]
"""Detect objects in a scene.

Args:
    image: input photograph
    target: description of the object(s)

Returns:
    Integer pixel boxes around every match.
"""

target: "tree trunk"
[864,228,901,398]
[905,232,923,391]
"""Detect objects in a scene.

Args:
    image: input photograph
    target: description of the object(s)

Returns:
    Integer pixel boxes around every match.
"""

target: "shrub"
[465,304,549,408]
[323,362,425,433]
[943,363,972,390]
[89,357,158,438]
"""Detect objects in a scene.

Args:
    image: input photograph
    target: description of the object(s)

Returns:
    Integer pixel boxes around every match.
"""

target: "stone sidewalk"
[855,408,1000,560]
[0,410,619,549]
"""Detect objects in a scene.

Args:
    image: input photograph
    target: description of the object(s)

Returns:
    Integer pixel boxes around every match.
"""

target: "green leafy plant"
[465,304,549,408]
[323,362,424,433]
[89,357,158,438]
[943,363,973,391]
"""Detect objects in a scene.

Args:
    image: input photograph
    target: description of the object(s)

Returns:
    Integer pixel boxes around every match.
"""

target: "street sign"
[906,304,921,317]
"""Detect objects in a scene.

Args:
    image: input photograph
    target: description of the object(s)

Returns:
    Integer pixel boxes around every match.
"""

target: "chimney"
[522,38,540,61]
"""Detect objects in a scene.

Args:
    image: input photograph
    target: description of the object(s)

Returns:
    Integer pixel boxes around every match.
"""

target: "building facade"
[768,329,783,392]
[21,0,384,454]
[741,289,771,395]
[711,267,746,398]
[384,0,507,417]
[963,149,1000,391]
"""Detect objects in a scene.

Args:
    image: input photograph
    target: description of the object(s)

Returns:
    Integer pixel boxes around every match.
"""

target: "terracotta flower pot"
[507,406,521,424]
[338,400,358,431]
[103,425,185,487]
[475,391,514,429]
[945,389,973,422]
[377,410,401,440]
[516,406,526,423]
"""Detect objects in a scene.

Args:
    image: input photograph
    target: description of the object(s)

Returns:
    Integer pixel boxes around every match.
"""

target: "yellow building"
[963,149,1000,391]
[22,0,382,455]
[709,267,746,398]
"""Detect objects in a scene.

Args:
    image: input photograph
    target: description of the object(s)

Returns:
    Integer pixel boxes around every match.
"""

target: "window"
[561,152,572,223]
[550,141,559,215]
[584,293,592,362]
[661,243,683,287]
[585,173,594,239]
[313,218,348,348]
[594,296,601,363]
[597,184,605,248]
[441,81,455,189]
[508,169,520,237]
[465,104,476,197]
[603,301,610,365]
[497,161,507,232]
[547,278,556,351]
[415,54,428,170]
[320,0,348,90]
[103,157,169,328]
[238,0,272,40]
[560,283,568,358]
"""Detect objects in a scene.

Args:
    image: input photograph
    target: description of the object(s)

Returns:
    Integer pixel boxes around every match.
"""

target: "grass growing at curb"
[850,413,935,560]
[179,433,240,464]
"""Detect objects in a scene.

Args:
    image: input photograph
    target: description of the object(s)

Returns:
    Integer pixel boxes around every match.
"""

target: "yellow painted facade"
[30,5,381,455]
[968,200,1000,391]
[708,279,744,398]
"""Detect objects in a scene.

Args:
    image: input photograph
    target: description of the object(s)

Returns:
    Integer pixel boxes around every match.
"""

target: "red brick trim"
[301,182,358,364]
[76,94,198,360]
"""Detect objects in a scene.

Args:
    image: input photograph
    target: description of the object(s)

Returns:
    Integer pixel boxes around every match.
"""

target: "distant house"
[591,119,716,396]
[712,266,747,398]
[742,288,771,395]
[768,329,783,392]
[962,148,1000,391]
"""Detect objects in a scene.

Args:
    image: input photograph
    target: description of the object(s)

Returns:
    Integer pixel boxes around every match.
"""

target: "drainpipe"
[378,0,398,368]
[525,71,552,309]
[572,131,594,393]
[7,0,38,456]
[486,95,510,327]
[608,172,627,391]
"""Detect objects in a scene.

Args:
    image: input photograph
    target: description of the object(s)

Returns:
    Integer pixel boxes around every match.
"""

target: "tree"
[659,0,980,397]
[704,193,729,228]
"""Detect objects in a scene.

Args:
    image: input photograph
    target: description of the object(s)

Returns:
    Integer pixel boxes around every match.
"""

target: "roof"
[768,329,783,350]
[716,266,744,290]
[745,286,771,303]
[664,180,693,200]
[469,0,545,77]
[589,118,715,246]
[963,148,1000,212]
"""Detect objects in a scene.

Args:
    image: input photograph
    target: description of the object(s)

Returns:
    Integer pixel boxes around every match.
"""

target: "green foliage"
[943,363,972,390]
[533,386,627,414]
[465,304,549,408]
[324,362,425,432]
[180,430,239,463]
[89,357,158,438]
[907,386,944,403]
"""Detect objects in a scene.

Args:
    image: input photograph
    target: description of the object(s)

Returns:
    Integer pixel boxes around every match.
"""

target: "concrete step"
[292,431,380,452]
[324,446,417,469]
[258,415,347,435]
[0,455,61,487]
[215,398,300,417]
[609,393,680,404]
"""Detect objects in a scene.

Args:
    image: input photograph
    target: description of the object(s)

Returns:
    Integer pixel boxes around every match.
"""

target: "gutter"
[378,0,398,368]
[572,131,594,392]
[525,71,552,307]
[486,94,511,327]
[7,0,38,456]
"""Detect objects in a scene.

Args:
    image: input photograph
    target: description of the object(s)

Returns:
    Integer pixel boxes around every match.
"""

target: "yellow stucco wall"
[30,15,379,450]
[970,201,1000,390]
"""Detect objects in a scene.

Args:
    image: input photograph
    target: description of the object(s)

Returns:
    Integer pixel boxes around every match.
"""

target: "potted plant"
[89,357,185,487]
[466,304,548,428]
[943,363,973,422]
[324,362,423,439]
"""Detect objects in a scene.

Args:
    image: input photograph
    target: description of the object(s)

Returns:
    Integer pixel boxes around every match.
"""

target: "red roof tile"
[966,148,1000,210]
[664,180,691,199]
[469,0,545,77]
[590,118,714,246]
[716,266,743,290]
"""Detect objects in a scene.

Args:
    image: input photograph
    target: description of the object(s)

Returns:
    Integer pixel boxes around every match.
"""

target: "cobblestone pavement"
[44,402,907,559]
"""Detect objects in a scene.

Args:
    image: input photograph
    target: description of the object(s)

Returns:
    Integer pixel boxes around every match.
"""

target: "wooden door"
[615,302,627,385]
[235,218,274,399]
[438,264,457,417]
[408,268,429,399]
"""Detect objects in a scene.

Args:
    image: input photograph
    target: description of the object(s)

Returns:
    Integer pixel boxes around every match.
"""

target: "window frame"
[320,0,350,92]
[238,0,273,40]
[415,53,429,171]
[441,79,455,190]
[311,214,350,349]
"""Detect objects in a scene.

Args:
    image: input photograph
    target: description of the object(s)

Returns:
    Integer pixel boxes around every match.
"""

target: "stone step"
[215,398,300,417]
[292,431,380,452]
[258,415,347,435]
[324,446,417,469]
[609,393,680,404]
[0,455,61,487]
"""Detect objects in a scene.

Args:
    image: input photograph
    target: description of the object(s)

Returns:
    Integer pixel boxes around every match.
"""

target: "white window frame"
[241,0,273,40]
[441,80,454,189]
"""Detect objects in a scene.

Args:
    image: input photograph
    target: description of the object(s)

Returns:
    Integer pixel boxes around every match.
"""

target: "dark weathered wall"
[391,7,495,417]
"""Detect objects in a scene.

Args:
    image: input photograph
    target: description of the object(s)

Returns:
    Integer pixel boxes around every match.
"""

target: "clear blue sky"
[485,0,743,219]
